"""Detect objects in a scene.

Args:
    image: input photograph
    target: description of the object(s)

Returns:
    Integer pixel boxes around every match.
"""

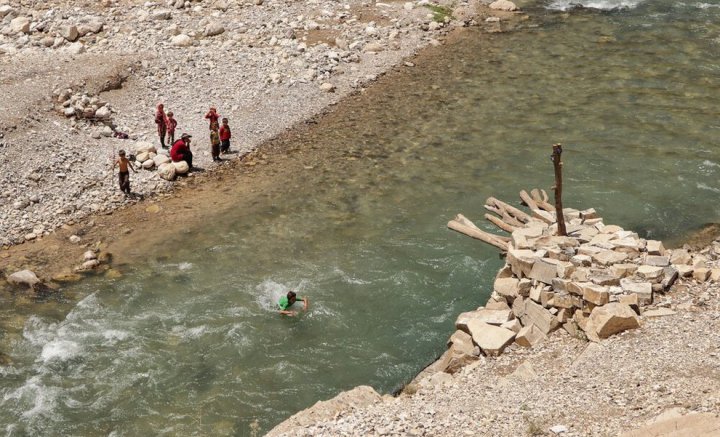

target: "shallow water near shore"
[3,1,720,434]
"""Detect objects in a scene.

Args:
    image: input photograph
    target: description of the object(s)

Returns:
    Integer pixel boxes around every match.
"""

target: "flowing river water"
[2,0,720,435]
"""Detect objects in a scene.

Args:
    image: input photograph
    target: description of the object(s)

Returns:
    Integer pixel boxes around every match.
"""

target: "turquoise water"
[2,1,720,434]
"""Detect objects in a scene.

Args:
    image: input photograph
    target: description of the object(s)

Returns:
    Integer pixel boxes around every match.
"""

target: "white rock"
[69,235,82,244]
[550,425,568,434]
[9,17,31,34]
[95,106,112,119]
[153,154,171,166]
[319,82,336,93]
[204,22,225,37]
[158,163,177,180]
[171,34,192,47]
[67,42,86,55]
[83,250,98,261]
[152,10,173,20]
[489,0,518,11]
[142,159,155,169]
[173,160,190,174]
[7,270,40,287]
[61,25,80,42]
[0,5,15,18]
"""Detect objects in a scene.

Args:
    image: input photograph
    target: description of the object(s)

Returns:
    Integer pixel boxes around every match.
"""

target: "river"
[2,0,720,434]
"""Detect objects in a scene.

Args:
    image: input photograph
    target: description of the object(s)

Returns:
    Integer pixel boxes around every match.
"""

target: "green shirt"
[278,296,291,310]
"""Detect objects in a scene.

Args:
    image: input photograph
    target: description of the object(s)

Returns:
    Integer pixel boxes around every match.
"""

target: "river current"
[2,0,720,434]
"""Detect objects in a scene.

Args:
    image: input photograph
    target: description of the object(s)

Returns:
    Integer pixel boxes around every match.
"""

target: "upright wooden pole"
[551,143,567,236]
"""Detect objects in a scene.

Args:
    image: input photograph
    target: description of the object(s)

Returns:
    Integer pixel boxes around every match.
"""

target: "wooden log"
[484,204,503,217]
[455,214,511,241]
[448,215,508,251]
[519,190,539,210]
[529,188,555,212]
[486,197,531,223]
[551,144,567,236]
[485,213,517,233]
[502,212,525,228]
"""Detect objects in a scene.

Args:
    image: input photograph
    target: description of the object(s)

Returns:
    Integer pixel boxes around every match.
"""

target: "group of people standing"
[154,104,233,170]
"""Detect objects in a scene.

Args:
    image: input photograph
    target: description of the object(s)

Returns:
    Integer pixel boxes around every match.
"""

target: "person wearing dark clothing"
[170,133,193,169]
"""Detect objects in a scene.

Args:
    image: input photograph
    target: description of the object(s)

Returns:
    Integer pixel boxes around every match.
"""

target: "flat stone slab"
[465,320,516,356]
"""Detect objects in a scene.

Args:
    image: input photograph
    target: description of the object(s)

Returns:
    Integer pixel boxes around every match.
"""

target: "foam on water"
[546,0,645,11]
[39,340,81,364]
[697,182,720,193]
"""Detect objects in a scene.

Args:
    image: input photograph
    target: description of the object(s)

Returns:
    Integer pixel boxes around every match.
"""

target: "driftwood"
[486,197,531,224]
[519,190,538,210]
[485,213,517,233]
[529,188,555,211]
[448,214,508,251]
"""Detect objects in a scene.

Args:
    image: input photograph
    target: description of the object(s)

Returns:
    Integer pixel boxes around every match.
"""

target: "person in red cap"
[170,133,193,169]
[155,104,167,149]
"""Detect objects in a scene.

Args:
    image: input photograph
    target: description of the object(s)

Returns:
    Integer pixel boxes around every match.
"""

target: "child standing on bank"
[219,117,231,154]
[113,149,137,195]
[166,111,178,145]
[210,126,221,161]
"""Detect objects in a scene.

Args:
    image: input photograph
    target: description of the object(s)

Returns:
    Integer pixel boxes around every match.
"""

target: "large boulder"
[158,163,177,181]
[141,159,155,170]
[153,153,171,166]
[136,152,150,162]
[465,320,516,356]
[173,160,190,175]
[588,302,640,339]
[7,270,40,287]
[134,141,156,155]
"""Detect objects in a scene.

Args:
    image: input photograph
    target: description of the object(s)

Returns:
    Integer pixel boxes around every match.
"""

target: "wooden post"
[551,143,567,236]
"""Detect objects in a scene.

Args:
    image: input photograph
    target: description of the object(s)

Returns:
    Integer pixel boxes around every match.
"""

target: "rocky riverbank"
[0,0,522,250]
[268,217,720,436]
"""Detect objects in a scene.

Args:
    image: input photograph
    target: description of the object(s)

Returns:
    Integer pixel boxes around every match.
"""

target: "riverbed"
[2,0,720,434]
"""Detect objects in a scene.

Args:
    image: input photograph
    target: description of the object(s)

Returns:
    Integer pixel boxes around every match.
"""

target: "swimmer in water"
[278,291,308,316]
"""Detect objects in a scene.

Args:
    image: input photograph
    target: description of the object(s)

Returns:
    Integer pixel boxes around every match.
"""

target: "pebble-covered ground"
[0,0,507,247]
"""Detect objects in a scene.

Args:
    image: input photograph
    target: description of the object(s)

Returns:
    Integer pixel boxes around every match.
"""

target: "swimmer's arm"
[279,310,297,316]
[302,297,308,310]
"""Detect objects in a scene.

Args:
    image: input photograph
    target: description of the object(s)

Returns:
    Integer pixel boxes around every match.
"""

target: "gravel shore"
[0,0,509,248]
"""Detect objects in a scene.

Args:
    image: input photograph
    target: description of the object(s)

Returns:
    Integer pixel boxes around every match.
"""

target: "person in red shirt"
[219,117,231,153]
[170,133,193,169]
[155,104,167,149]
[204,107,219,131]
[166,111,178,145]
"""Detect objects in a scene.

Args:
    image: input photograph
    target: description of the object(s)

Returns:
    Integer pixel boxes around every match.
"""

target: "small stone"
[319,82,336,93]
[550,425,568,434]
[69,235,82,244]
[171,34,192,47]
[588,302,640,339]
